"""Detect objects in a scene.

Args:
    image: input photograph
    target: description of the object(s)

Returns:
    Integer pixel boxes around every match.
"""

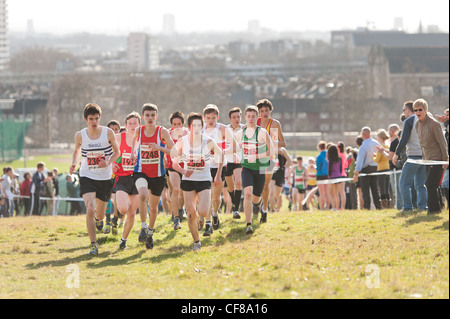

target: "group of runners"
[70,99,289,255]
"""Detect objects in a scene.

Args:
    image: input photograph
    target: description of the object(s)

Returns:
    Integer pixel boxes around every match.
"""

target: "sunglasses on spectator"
[414,108,423,112]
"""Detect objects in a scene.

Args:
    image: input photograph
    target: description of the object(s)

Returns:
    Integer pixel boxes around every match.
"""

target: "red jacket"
[20,179,31,196]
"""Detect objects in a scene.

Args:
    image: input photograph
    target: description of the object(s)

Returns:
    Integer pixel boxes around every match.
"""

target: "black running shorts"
[80,177,113,203]
[242,167,266,197]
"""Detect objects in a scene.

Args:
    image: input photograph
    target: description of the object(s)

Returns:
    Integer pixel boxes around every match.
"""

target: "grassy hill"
[0,208,448,299]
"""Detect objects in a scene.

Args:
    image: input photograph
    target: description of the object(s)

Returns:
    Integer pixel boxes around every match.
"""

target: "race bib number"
[243,144,257,162]
[186,155,206,171]
[121,153,134,171]
[86,151,105,170]
[140,145,159,165]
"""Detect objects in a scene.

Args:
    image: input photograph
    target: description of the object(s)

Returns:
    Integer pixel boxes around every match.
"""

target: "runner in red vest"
[256,99,286,219]
[130,103,175,250]
[111,111,141,250]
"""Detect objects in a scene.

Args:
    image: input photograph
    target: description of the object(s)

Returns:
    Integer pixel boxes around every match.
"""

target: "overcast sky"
[7,0,450,35]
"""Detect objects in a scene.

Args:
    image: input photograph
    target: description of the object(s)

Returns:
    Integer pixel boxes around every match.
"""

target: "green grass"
[0,153,72,174]
[0,208,448,299]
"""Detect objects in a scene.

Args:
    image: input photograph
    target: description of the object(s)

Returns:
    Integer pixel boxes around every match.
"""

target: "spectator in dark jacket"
[29,162,45,216]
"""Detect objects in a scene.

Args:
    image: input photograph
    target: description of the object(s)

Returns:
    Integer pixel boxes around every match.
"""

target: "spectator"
[392,101,427,213]
[414,99,448,215]
[43,171,55,216]
[435,108,449,207]
[316,141,330,210]
[66,175,83,215]
[30,162,46,216]
[374,129,391,209]
[353,127,381,210]
[52,168,60,216]
[1,167,15,217]
[387,124,402,210]
[20,172,32,216]
[327,144,343,211]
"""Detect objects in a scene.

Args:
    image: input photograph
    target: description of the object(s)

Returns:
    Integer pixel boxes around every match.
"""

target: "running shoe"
[111,217,118,236]
[212,215,220,230]
[88,243,98,255]
[260,209,267,224]
[233,211,241,219]
[119,239,127,250]
[103,222,111,234]
[173,218,181,230]
[193,241,201,252]
[145,229,154,250]
[246,225,253,234]
[95,218,103,232]
[203,223,213,236]
[138,228,147,243]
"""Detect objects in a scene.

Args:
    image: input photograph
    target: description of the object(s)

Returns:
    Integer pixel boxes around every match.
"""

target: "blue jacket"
[316,151,328,177]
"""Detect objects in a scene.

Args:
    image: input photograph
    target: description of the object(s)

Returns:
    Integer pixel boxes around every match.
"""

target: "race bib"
[86,151,106,170]
[243,144,257,162]
[186,154,206,171]
[140,145,159,165]
[121,153,134,172]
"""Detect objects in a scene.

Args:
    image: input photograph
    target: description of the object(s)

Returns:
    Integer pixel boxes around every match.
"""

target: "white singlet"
[181,134,212,181]
[80,127,113,180]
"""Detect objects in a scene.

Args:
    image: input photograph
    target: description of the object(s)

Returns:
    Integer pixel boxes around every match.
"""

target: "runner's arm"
[70,132,82,175]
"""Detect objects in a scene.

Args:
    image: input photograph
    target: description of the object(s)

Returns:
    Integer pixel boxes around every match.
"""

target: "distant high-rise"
[127,32,159,71]
[248,20,261,35]
[394,17,403,31]
[27,19,35,37]
[162,14,175,36]
[0,0,10,72]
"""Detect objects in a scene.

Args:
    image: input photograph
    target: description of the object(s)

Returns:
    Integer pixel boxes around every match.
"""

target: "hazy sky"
[7,0,450,35]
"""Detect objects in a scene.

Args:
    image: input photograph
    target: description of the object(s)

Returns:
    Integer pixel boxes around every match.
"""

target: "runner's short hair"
[124,111,141,125]
[256,99,273,112]
[107,120,120,128]
[244,105,259,115]
[170,111,185,124]
[83,103,102,119]
[403,101,414,112]
[187,112,204,127]
[228,107,242,118]
[203,104,219,116]
[141,103,158,114]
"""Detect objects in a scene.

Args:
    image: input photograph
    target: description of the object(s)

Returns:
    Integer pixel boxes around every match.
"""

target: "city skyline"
[7,0,450,35]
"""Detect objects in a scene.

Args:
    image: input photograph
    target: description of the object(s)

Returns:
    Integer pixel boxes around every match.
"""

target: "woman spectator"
[316,141,330,210]
[374,129,391,209]
[327,144,343,211]
[20,172,32,216]
[337,141,348,210]
[414,99,449,215]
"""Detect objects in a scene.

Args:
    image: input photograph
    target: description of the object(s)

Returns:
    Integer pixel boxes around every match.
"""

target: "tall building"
[248,20,261,35]
[127,32,159,71]
[0,0,10,72]
[394,17,403,31]
[162,14,175,36]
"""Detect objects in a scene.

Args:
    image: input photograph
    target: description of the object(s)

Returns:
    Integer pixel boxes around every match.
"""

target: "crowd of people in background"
[1,99,448,235]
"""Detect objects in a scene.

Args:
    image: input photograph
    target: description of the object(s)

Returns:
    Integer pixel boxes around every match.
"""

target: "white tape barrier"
[406,159,449,165]
[11,194,84,202]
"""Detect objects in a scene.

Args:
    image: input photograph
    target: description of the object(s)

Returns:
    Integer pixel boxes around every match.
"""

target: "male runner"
[166,111,190,230]
[256,99,286,217]
[69,103,120,255]
[269,147,292,212]
[235,105,274,233]
[104,120,121,234]
[111,112,141,249]
[172,113,223,251]
[225,107,244,219]
[130,103,175,250]
[202,104,237,235]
